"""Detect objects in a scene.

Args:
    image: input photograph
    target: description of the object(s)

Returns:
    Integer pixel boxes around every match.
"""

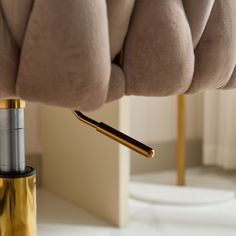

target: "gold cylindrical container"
[0,167,36,236]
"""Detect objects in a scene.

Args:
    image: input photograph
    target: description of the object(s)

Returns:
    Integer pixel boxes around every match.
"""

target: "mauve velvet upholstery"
[124,0,194,97]
[0,0,235,111]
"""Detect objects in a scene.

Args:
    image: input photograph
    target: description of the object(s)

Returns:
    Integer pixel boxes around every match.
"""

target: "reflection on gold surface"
[0,100,26,109]
[0,175,36,236]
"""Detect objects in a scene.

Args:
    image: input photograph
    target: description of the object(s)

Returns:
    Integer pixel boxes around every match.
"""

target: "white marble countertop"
[37,188,236,236]
[37,189,111,236]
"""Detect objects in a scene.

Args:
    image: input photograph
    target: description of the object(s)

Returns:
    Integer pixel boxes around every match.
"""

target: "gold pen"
[73,111,155,158]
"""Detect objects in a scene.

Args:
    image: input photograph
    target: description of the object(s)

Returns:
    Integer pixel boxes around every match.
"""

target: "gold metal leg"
[177,95,186,186]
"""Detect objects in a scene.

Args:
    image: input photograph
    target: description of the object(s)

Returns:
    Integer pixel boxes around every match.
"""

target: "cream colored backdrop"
[24,99,130,227]
[24,102,41,155]
[129,94,203,174]
[203,90,236,169]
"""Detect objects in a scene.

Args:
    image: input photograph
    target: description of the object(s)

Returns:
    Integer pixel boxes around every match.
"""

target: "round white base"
[130,182,235,205]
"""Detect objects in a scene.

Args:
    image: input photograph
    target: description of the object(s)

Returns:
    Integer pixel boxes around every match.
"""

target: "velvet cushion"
[0,0,235,111]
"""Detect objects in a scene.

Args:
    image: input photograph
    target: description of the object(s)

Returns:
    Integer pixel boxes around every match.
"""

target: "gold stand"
[177,95,186,186]
[0,168,36,236]
[0,100,37,236]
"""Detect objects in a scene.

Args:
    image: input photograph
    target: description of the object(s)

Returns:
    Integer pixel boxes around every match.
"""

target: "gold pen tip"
[147,149,155,158]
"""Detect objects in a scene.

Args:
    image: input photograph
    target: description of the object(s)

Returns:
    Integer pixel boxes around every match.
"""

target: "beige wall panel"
[39,100,130,227]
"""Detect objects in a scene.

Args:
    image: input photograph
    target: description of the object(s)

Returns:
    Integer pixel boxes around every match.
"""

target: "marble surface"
[38,187,236,236]
[130,182,235,205]
[131,167,236,191]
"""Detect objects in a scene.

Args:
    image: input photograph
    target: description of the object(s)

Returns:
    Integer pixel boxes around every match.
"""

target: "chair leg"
[177,95,186,186]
